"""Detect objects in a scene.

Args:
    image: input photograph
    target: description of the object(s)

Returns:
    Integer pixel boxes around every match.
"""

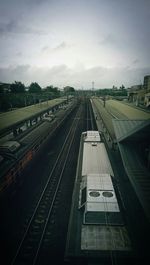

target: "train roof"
[0,140,20,152]
[65,133,132,261]
[82,130,101,142]
[80,174,119,212]
[81,141,114,176]
[81,225,131,251]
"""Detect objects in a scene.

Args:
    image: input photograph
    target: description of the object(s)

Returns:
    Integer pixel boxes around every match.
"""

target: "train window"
[102,191,113,198]
[89,191,100,197]
[81,187,86,206]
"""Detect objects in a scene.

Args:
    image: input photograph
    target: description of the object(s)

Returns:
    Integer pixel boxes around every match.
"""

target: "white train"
[65,131,131,263]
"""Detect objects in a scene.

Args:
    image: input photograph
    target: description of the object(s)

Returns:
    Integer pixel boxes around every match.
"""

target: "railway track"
[86,99,97,131]
[11,105,83,265]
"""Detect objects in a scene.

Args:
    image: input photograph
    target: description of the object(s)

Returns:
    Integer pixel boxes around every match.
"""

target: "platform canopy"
[113,119,150,142]
[113,119,150,221]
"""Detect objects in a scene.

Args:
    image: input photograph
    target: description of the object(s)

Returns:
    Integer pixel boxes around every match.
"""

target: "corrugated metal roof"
[113,119,150,220]
[106,99,150,120]
[118,143,150,221]
[92,99,116,139]
[0,97,67,133]
[113,119,150,142]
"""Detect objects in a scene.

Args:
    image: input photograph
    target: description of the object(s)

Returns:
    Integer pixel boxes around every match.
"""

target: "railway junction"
[0,97,149,265]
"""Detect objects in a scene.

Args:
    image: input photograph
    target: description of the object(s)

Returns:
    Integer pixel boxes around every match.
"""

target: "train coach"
[65,131,132,264]
[0,101,77,197]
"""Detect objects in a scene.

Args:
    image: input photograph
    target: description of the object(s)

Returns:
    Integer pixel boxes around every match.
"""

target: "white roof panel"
[86,202,119,212]
[82,142,113,176]
[86,174,113,190]
[83,131,101,142]
[87,190,117,203]
[80,175,119,213]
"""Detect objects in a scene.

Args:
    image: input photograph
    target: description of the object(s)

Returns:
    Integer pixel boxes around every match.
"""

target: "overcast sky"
[0,0,150,89]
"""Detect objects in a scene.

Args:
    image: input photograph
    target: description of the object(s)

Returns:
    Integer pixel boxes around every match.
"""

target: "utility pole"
[92,81,94,96]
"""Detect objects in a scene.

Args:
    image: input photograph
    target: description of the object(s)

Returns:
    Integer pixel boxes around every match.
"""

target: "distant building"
[128,85,143,105]
[144,92,150,107]
[128,75,150,107]
[143,75,150,90]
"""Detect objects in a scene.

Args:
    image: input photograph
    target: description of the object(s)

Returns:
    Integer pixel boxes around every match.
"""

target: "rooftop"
[82,141,114,176]
[0,97,67,135]
[113,119,150,221]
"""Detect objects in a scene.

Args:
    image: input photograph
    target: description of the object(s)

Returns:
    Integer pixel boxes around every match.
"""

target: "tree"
[112,85,117,90]
[29,82,42,93]
[45,86,57,93]
[44,85,60,98]
[0,86,4,93]
[64,86,75,93]
[0,97,10,111]
[119,84,125,90]
[10,81,25,93]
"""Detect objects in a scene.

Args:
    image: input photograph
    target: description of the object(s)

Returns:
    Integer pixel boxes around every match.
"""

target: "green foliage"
[45,86,59,93]
[97,88,127,97]
[43,85,60,98]
[0,86,4,93]
[0,95,10,111]
[29,82,42,93]
[10,81,25,93]
[64,86,75,94]
[119,84,125,90]
[0,81,63,111]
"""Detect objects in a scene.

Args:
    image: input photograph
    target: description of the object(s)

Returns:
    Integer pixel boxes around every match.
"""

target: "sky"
[0,0,150,89]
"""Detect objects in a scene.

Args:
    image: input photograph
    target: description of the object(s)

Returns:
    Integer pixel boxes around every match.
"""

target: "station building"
[128,75,150,107]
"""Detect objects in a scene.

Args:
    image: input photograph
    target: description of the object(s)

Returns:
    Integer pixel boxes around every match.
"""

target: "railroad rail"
[86,100,97,131]
[11,105,82,265]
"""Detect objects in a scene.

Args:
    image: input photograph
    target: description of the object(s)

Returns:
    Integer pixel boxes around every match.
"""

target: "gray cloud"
[0,19,46,36]
[99,34,117,46]
[0,65,30,83]
[0,20,16,35]
[16,52,23,57]
[41,46,49,52]
[41,42,72,54]
[53,42,68,51]
[0,64,149,89]
[132,59,140,65]
[99,34,127,51]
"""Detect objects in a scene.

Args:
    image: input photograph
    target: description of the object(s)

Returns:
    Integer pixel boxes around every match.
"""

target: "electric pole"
[92,81,94,96]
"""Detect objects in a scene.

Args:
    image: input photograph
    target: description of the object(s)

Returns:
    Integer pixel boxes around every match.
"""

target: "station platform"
[91,98,150,222]
[0,97,68,136]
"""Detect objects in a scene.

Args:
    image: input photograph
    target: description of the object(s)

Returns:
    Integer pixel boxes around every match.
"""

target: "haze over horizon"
[0,0,150,89]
